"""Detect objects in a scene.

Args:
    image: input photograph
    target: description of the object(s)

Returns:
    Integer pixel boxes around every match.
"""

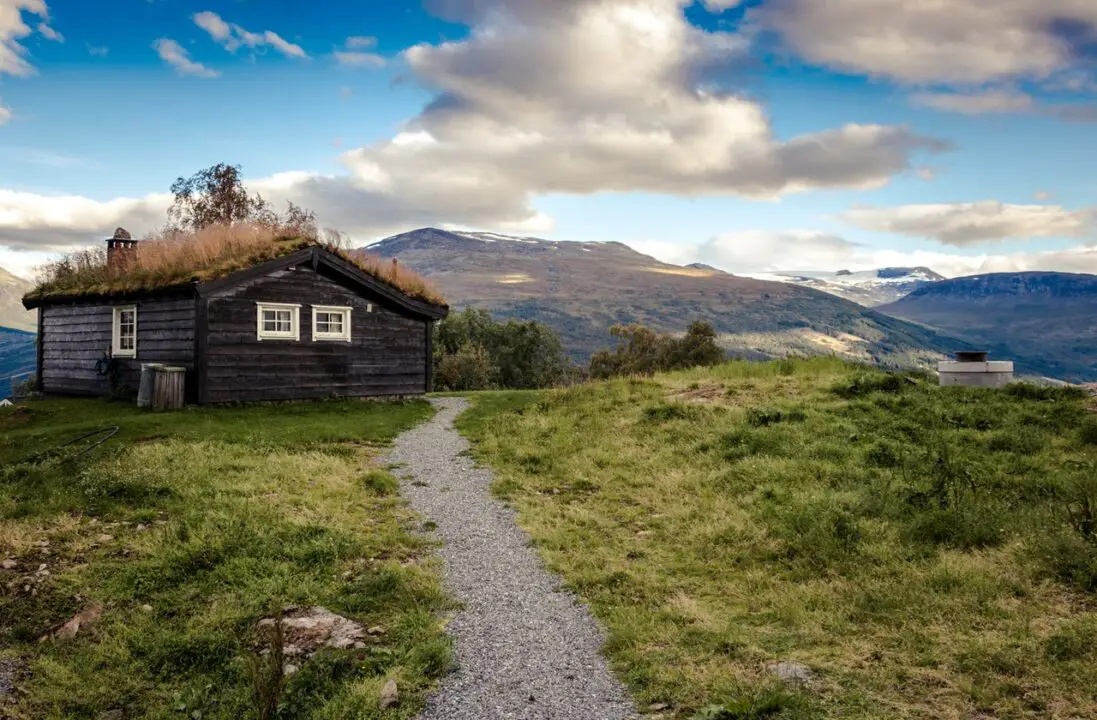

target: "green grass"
[457,357,1097,719]
[0,396,453,720]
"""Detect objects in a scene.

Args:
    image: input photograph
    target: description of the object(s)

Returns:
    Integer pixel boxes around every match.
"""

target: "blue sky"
[1,0,1096,279]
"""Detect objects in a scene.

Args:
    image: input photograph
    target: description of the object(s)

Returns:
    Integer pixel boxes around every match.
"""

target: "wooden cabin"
[22,231,448,404]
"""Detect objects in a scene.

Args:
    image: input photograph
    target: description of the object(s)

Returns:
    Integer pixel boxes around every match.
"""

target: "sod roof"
[22,227,445,309]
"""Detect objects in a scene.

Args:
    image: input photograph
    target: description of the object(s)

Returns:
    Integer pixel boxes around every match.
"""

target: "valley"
[880,272,1097,382]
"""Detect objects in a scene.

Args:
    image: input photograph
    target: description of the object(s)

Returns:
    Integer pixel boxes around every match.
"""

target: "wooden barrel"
[152,366,186,411]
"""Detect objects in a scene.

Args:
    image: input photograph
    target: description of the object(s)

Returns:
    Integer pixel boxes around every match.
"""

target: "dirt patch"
[667,384,725,404]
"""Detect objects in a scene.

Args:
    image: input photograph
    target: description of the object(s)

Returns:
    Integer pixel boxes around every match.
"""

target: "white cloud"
[154,38,220,77]
[627,230,1097,279]
[193,11,307,59]
[322,0,944,230]
[334,50,385,68]
[742,0,1097,86]
[0,98,11,126]
[86,42,108,57]
[345,36,377,50]
[0,0,50,77]
[36,20,59,42]
[1034,190,1053,201]
[841,201,1095,246]
[910,89,1035,115]
[0,188,172,252]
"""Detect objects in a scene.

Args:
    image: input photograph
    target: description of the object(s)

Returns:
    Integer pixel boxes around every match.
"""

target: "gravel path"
[385,397,638,720]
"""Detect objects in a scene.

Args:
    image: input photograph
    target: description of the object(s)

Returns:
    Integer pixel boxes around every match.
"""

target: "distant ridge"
[879,271,1097,381]
[365,228,964,369]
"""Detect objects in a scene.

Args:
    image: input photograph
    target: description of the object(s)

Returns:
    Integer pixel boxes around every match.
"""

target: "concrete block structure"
[938,351,1014,388]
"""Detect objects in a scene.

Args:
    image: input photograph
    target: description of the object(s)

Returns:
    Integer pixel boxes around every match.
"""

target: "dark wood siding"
[40,298,196,397]
[202,264,428,403]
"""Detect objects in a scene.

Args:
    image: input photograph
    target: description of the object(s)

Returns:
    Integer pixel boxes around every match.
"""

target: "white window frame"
[312,305,353,343]
[256,302,301,341]
[112,305,137,358]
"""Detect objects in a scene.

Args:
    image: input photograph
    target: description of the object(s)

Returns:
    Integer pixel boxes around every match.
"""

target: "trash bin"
[137,363,164,408]
[152,366,186,411]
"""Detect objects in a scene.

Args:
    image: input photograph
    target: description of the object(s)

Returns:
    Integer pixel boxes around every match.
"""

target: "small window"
[256,302,300,341]
[312,305,352,342]
[112,306,137,358]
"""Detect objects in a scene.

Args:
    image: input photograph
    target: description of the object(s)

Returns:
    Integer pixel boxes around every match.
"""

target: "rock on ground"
[385,397,638,720]
[257,606,367,657]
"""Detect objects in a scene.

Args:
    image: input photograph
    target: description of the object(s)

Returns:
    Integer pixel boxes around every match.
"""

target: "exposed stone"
[766,660,814,686]
[366,625,386,636]
[140,605,153,613]
[46,605,104,641]
[257,607,367,657]
[1,559,17,570]
[0,658,22,696]
[379,678,399,709]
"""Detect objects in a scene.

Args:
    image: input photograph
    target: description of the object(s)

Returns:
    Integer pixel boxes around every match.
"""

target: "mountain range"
[880,272,1097,381]
[364,228,963,369]
[754,267,945,306]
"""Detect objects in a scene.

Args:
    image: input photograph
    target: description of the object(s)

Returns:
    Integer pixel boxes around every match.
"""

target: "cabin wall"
[39,297,196,397]
[202,264,428,403]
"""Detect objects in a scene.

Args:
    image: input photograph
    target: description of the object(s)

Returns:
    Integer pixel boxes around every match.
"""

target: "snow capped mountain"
[747,267,945,306]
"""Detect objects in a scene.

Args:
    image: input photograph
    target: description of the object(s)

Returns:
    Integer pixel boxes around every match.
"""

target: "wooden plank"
[425,319,433,393]
[195,295,208,405]
[35,307,44,392]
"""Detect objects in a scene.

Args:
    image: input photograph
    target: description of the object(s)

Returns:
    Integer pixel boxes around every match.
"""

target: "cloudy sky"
[1,0,1096,280]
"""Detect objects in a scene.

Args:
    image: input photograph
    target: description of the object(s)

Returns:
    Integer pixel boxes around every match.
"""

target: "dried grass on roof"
[26,223,445,306]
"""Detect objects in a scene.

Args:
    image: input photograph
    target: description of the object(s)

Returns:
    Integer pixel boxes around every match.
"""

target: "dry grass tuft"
[27,223,445,305]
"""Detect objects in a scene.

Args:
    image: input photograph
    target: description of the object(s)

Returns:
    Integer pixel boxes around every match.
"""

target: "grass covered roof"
[24,223,445,306]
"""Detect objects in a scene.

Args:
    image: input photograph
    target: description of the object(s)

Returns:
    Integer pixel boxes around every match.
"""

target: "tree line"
[432,309,725,391]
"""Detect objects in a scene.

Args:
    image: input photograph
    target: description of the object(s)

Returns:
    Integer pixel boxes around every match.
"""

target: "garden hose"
[9,426,120,467]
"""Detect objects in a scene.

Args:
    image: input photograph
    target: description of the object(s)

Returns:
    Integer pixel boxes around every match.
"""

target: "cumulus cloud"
[0,189,172,253]
[193,11,307,59]
[0,0,56,77]
[841,202,1096,246]
[741,0,1097,87]
[154,38,220,78]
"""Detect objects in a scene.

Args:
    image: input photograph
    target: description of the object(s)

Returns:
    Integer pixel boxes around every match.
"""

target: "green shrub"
[435,342,497,391]
[590,321,725,379]
[1044,619,1097,662]
[433,308,573,390]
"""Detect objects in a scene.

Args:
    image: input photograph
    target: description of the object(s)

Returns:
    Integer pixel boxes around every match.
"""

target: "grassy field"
[456,358,1097,719]
[0,397,453,720]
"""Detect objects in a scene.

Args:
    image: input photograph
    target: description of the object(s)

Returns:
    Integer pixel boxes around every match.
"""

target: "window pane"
[262,308,293,334]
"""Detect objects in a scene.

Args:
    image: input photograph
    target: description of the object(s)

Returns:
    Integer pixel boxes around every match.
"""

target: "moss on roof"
[24,227,445,307]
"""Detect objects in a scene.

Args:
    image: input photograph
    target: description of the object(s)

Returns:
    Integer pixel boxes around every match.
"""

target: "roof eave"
[22,282,198,310]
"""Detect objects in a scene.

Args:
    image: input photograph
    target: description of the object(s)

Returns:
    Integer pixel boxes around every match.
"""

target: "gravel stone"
[386,397,637,720]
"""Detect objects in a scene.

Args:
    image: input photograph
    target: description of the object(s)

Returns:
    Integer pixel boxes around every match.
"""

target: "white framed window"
[312,305,352,342]
[256,302,301,341]
[112,305,137,358]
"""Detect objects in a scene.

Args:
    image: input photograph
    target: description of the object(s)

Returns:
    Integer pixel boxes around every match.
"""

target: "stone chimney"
[106,228,138,270]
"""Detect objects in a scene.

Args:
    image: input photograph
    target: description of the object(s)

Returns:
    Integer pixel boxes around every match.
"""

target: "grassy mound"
[0,397,452,719]
[457,357,1097,718]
